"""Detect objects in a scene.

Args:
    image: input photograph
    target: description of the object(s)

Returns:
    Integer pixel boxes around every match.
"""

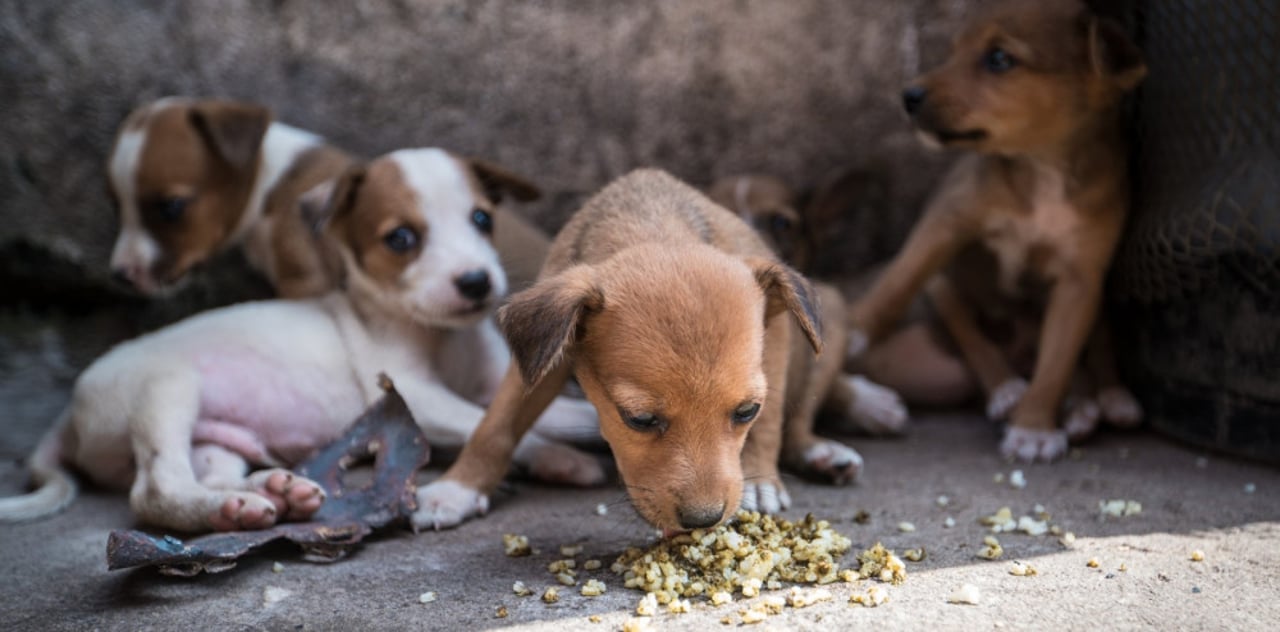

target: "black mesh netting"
[1109,0,1280,462]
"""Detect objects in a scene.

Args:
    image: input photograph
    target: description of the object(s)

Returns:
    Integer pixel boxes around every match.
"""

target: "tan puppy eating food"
[0,148,600,532]
[107,97,553,298]
[847,0,1146,462]
[414,169,826,533]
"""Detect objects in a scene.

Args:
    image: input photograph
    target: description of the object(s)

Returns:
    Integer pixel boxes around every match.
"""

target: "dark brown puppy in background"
[848,0,1146,462]
[708,174,909,441]
[413,169,859,533]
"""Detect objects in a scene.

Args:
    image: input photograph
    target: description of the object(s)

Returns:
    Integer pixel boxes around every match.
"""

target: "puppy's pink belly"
[195,354,361,466]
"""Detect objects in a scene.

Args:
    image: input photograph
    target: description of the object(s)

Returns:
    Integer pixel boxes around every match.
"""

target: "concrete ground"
[2,311,1279,631]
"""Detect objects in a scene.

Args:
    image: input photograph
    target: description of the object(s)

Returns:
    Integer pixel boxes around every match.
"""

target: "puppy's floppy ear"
[297,179,338,235]
[319,165,367,239]
[1084,15,1147,91]
[188,101,272,172]
[497,265,601,387]
[748,257,823,355]
[469,158,542,204]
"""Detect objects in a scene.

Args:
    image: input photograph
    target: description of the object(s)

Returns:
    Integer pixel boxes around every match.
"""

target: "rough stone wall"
[0,0,976,298]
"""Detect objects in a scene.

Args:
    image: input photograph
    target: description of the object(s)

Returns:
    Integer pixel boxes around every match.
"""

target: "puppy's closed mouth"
[453,302,490,317]
[933,128,989,144]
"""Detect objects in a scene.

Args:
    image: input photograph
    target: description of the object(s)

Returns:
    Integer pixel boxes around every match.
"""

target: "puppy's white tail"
[0,411,77,523]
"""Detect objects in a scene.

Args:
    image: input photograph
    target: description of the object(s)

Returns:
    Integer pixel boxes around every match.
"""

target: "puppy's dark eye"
[623,411,662,433]
[149,197,189,223]
[382,226,419,253]
[732,402,761,425]
[471,208,494,235]
[769,215,793,233]
[983,47,1017,74]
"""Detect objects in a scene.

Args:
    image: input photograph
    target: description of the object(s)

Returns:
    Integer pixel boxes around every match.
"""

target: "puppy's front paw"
[1063,398,1102,442]
[1000,426,1068,463]
[801,440,864,486]
[245,469,326,521]
[412,480,489,531]
[1097,386,1143,428]
[740,477,791,515]
[847,375,909,435]
[208,492,279,531]
[528,443,606,487]
[987,378,1028,421]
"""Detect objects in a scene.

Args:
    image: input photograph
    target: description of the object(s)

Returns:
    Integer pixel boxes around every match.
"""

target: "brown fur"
[127,101,268,285]
[437,169,822,531]
[848,0,1146,460]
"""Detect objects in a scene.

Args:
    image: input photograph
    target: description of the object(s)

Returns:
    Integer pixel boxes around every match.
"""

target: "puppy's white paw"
[207,492,280,532]
[740,480,791,515]
[1000,426,1068,463]
[802,440,864,486]
[1097,386,1144,428]
[528,443,606,487]
[987,378,1029,421]
[846,328,870,360]
[244,469,326,521]
[1064,398,1102,442]
[847,375,909,435]
[412,480,489,531]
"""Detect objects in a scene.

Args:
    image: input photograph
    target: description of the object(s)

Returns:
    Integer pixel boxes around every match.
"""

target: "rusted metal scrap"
[106,374,429,576]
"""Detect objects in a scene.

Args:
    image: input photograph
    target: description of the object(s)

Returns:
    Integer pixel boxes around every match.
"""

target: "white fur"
[847,374,909,435]
[740,480,790,515]
[107,126,163,292]
[802,440,864,486]
[393,149,509,324]
[2,149,601,531]
[1001,426,1069,463]
[987,377,1029,421]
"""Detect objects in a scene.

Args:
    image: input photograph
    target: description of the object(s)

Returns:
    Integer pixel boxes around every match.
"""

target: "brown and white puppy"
[414,169,829,533]
[107,97,349,297]
[0,148,600,532]
[708,174,908,440]
[107,98,554,298]
[707,174,811,270]
[847,0,1145,462]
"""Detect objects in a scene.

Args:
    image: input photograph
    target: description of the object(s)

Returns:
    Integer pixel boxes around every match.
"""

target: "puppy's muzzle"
[677,502,727,530]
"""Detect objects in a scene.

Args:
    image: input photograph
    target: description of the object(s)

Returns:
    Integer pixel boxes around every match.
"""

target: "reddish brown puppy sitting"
[848,0,1146,462]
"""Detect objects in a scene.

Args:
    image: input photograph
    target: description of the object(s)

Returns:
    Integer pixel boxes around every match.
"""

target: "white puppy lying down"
[0,148,603,532]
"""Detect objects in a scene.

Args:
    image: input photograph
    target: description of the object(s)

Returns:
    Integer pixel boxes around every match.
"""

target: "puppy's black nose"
[677,503,726,530]
[902,86,928,115]
[454,269,492,301]
[110,267,135,288]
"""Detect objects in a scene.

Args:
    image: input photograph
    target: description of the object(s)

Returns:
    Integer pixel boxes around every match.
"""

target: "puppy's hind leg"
[782,297,865,486]
[1084,322,1144,429]
[127,371,280,532]
[192,445,326,523]
[783,387,864,487]
[925,276,1025,421]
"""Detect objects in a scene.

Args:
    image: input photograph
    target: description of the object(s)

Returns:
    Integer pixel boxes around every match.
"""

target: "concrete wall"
[0,0,976,299]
